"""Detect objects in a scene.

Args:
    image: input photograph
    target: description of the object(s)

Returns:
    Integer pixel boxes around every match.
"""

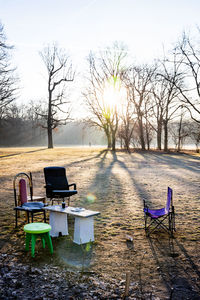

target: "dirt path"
[0,148,200,299]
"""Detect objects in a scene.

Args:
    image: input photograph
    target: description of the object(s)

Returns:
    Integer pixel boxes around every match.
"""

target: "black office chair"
[44,166,77,205]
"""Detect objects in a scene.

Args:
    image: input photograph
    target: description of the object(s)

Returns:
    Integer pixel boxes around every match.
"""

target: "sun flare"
[102,77,126,112]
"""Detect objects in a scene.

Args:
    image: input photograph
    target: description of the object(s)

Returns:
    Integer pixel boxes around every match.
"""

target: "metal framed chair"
[44,166,77,205]
[13,172,46,228]
[143,187,175,237]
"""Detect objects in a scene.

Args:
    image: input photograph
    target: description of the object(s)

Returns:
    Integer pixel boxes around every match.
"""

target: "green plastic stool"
[24,222,53,258]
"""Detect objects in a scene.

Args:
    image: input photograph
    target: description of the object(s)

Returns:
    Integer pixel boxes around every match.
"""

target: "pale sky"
[1,0,200,115]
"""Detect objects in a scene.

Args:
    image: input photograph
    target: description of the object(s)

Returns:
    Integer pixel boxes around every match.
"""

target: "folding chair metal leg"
[145,215,171,236]
[144,215,147,231]
[171,212,176,236]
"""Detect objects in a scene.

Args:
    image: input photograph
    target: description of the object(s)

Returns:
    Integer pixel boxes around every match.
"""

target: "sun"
[102,76,126,112]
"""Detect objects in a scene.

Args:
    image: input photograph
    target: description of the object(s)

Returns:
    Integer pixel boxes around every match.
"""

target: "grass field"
[0,147,200,299]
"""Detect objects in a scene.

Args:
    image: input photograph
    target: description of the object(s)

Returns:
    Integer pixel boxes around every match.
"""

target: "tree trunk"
[107,136,111,148]
[124,137,130,152]
[111,116,118,151]
[104,125,111,148]
[47,89,53,149]
[138,116,145,150]
[157,131,162,150]
[163,121,168,152]
[145,121,150,150]
[111,128,116,151]
[177,115,183,152]
[157,120,162,150]
[112,136,116,151]
[47,125,53,148]
[146,130,150,150]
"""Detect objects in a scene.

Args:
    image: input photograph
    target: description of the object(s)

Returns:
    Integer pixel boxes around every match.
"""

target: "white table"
[43,205,100,244]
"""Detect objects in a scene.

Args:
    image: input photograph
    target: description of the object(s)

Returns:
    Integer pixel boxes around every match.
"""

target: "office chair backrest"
[44,167,69,190]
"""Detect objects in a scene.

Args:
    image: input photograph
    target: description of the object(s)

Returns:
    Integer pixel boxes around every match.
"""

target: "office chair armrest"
[44,183,53,189]
[68,183,76,190]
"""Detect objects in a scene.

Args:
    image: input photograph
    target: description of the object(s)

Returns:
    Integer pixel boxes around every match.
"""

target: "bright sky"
[1,0,200,115]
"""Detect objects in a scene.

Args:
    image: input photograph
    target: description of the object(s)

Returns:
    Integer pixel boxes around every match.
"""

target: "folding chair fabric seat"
[144,207,167,219]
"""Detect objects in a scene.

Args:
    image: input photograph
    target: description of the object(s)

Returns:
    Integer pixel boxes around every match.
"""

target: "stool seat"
[24,222,51,234]
[24,222,53,258]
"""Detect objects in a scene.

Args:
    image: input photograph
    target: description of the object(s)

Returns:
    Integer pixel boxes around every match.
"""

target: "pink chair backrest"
[19,179,28,205]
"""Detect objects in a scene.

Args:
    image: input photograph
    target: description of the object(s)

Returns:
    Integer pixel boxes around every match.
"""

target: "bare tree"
[83,42,128,150]
[123,65,155,150]
[143,98,155,150]
[151,76,167,150]
[0,21,17,124]
[155,54,185,151]
[169,107,189,151]
[174,31,200,123]
[39,43,74,148]
[117,95,135,152]
[187,121,200,152]
[82,51,112,148]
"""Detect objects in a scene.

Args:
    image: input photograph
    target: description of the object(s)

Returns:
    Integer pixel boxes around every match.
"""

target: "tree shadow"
[65,149,109,168]
[140,151,200,175]
[147,235,200,299]
[82,150,123,211]
[0,148,47,159]
[110,151,154,206]
[83,149,152,212]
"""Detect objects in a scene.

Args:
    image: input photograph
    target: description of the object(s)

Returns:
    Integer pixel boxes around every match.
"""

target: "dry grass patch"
[0,147,200,299]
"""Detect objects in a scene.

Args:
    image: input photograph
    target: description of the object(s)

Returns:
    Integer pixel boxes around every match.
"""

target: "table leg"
[73,216,94,244]
[49,211,68,237]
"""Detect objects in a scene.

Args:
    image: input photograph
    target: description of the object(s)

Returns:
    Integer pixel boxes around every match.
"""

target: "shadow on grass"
[81,150,124,211]
[147,235,200,299]
[1,148,200,298]
[139,151,200,175]
[0,148,47,159]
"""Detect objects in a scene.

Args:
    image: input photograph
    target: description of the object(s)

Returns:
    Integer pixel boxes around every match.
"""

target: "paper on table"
[70,207,85,212]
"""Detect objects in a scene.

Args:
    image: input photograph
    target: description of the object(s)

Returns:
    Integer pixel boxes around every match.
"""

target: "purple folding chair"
[143,187,175,236]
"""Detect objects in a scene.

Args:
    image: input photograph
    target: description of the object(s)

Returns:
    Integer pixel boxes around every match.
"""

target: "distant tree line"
[83,36,200,152]
[0,20,200,151]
